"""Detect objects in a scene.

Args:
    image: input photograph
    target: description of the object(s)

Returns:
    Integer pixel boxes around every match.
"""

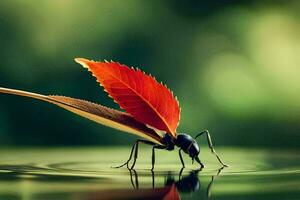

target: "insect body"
[0,58,227,170]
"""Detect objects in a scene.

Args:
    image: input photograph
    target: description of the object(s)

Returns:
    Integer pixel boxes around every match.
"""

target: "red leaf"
[75,58,180,135]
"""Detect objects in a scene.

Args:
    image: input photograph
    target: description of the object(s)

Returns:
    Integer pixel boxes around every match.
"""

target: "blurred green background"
[0,0,299,147]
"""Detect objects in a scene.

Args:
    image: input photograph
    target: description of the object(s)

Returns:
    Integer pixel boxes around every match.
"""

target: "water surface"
[0,147,299,200]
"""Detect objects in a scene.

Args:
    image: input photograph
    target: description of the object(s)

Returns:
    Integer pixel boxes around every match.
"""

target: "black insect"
[116,130,228,170]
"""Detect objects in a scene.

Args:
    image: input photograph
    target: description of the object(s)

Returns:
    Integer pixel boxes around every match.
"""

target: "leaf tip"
[74,58,91,68]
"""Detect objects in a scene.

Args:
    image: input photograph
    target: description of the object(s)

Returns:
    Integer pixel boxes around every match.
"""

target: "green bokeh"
[0,0,299,147]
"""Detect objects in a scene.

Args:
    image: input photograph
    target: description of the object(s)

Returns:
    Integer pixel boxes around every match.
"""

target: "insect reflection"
[128,167,224,200]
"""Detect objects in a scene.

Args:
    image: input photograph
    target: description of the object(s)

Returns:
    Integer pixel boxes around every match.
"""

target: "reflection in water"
[89,167,224,200]
[0,163,223,200]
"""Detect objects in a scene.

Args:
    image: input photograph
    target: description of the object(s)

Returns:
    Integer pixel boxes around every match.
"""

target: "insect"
[0,58,227,170]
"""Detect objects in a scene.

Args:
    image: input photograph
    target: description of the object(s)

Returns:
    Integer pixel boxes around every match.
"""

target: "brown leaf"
[0,87,162,144]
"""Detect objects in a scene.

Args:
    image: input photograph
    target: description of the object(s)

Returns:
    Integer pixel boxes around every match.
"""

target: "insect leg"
[113,141,137,168]
[151,145,165,171]
[195,156,205,169]
[179,149,185,168]
[195,130,228,167]
[130,140,155,169]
